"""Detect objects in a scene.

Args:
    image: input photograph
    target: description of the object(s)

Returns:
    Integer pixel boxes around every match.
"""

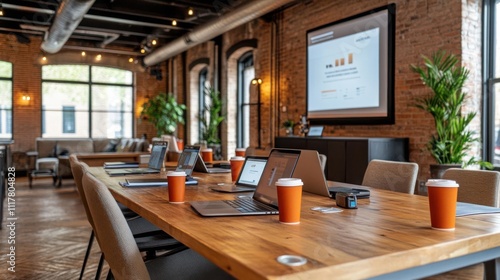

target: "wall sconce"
[250,78,263,148]
[20,94,31,106]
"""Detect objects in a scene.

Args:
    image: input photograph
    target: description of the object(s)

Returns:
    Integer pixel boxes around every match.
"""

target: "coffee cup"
[230,156,245,182]
[201,148,213,163]
[426,179,459,231]
[235,148,246,157]
[167,171,187,204]
[275,178,303,224]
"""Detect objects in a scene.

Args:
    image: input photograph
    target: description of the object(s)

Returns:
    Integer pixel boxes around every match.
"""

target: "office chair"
[362,159,419,194]
[69,155,184,280]
[81,172,234,280]
[443,168,500,207]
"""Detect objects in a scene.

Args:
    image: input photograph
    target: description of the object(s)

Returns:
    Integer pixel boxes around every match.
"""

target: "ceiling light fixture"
[42,56,47,61]
[140,48,146,54]
[96,54,102,61]
[172,20,177,26]
[188,8,194,16]
[151,39,157,46]
[81,51,86,56]
[128,57,134,63]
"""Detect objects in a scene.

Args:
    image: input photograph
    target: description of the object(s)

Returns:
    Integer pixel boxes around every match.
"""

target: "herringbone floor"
[0,176,108,280]
[0,175,485,280]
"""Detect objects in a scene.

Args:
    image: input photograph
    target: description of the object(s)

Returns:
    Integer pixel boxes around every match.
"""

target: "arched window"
[198,67,208,141]
[237,52,254,148]
[41,65,134,138]
[0,61,12,140]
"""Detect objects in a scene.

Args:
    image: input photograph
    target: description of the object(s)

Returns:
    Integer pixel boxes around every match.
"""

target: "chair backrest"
[69,155,94,228]
[318,154,327,172]
[443,168,500,207]
[82,172,150,280]
[362,159,419,194]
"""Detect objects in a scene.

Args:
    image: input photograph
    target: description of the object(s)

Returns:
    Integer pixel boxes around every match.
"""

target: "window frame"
[41,65,135,138]
[237,51,254,148]
[0,61,13,140]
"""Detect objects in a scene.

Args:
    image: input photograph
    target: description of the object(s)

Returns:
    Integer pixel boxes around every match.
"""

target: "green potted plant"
[199,87,225,159]
[411,50,492,178]
[140,92,186,136]
[281,119,297,136]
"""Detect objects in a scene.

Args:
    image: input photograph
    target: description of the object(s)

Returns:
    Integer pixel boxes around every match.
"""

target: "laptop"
[194,154,231,173]
[293,149,370,198]
[190,149,301,216]
[307,125,324,137]
[174,145,201,179]
[210,156,268,193]
[106,141,168,176]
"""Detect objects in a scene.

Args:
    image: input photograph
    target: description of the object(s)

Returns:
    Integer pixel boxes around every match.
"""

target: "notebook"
[194,154,231,173]
[106,141,168,176]
[190,149,301,216]
[294,149,369,198]
[210,156,268,193]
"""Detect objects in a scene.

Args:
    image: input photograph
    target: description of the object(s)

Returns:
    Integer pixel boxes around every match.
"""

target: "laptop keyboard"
[224,199,278,213]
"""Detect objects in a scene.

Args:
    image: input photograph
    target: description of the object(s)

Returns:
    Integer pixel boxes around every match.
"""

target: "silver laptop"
[190,149,301,216]
[194,154,231,173]
[174,145,200,179]
[294,149,370,198]
[210,156,268,193]
[106,141,168,176]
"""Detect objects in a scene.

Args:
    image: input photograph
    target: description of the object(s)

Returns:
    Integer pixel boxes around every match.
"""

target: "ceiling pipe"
[41,0,96,54]
[143,0,296,66]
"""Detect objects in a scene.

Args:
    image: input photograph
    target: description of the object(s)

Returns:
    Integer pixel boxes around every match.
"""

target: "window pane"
[0,80,12,107]
[92,66,133,84]
[495,83,500,165]
[496,1,500,78]
[42,65,89,81]
[91,112,133,138]
[92,85,133,111]
[42,111,89,138]
[0,61,12,78]
[62,106,76,133]
[42,82,89,110]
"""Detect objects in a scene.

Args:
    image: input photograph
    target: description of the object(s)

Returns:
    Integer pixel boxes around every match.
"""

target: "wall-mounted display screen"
[306,4,396,125]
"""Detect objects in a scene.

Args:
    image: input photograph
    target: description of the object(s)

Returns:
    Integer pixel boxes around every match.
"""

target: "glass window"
[237,52,254,148]
[0,61,12,139]
[41,65,134,138]
[198,68,208,141]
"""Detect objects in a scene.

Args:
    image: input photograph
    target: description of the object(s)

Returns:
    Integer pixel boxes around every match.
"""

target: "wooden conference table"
[89,167,500,280]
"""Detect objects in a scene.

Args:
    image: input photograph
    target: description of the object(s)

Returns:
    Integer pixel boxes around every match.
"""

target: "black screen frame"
[306,4,396,125]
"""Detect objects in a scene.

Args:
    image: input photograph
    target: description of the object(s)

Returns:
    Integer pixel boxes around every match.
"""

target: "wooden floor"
[0,176,484,280]
[0,176,108,280]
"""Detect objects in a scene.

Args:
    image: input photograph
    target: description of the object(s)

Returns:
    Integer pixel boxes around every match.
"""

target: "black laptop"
[106,141,168,176]
[194,154,231,173]
[190,149,300,217]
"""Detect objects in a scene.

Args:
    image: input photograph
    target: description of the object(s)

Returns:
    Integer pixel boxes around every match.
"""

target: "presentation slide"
[308,27,380,113]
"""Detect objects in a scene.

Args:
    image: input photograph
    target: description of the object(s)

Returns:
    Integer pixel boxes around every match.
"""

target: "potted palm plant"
[411,50,492,178]
[140,92,186,137]
[199,87,225,159]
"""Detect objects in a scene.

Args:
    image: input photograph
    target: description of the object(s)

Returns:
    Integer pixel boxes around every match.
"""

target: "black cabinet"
[275,137,409,185]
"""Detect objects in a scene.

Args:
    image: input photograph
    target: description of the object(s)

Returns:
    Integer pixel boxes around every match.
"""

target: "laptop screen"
[252,149,301,207]
[148,141,168,169]
[176,145,200,176]
[236,156,268,187]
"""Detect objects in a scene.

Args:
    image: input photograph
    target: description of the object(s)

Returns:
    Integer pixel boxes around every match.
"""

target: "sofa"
[31,137,150,181]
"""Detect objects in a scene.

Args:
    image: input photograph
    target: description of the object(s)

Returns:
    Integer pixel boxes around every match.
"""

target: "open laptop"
[293,149,370,198]
[106,141,168,176]
[210,156,268,193]
[194,154,231,173]
[174,145,201,179]
[190,149,301,216]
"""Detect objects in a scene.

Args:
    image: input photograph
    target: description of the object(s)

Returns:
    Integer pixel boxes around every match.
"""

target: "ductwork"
[41,0,96,54]
[143,0,296,66]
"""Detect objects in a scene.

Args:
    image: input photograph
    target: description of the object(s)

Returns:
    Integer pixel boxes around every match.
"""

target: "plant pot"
[430,164,461,179]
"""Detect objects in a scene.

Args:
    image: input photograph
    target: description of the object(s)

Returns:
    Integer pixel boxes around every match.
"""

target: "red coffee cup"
[235,148,246,157]
[167,171,186,204]
[201,148,213,163]
[230,156,245,182]
[275,178,303,224]
[426,179,459,231]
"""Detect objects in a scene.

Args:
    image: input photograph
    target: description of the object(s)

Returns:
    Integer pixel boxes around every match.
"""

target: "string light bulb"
[128,57,134,63]
[96,54,102,61]
[188,8,194,16]
[151,39,157,46]
[172,20,177,26]
[81,51,86,56]
[140,48,146,54]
